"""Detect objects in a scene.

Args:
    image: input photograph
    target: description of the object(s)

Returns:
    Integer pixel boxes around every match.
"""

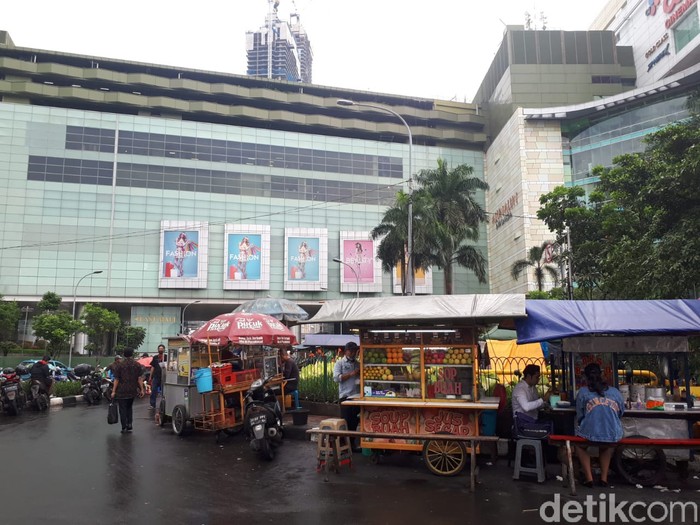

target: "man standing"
[112,347,145,433]
[149,344,166,409]
[281,349,301,409]
[333,342,361,451]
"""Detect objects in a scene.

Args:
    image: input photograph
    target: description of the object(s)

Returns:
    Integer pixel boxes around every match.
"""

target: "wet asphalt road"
[2,402,700,525]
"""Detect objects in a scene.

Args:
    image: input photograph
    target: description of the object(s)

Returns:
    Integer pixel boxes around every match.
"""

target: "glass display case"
[359,328,478,401]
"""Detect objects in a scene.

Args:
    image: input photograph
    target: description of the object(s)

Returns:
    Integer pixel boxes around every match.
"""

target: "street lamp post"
[181,300,201,334]
[337,99,414,296]
[20,306,33,345]
[70,270,103,368]
[333,257,360,298]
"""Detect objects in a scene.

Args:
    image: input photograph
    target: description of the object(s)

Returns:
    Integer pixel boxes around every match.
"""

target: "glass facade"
[0,102,488,308]
[674,7,700,53]
[563,95,690,189]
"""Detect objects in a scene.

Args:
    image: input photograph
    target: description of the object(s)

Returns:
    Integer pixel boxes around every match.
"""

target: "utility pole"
[565,225,574,300]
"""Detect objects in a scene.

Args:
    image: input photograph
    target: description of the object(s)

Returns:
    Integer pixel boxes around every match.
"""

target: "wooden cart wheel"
[171,404,189,436]
[158,398,167,427]
[614,435,666,486]
[422,436,467,477]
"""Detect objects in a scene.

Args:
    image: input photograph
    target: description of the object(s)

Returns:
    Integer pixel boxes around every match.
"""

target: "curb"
[49,395,84,407]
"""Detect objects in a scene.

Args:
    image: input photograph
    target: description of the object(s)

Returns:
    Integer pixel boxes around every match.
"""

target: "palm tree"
[415,159,489,294]
[511,242,560,291]
[371,191,414,295]
[370,190,432,295]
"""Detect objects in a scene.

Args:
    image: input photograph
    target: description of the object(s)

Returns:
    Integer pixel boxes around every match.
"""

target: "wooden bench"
[306,428,499,492]
[548,434,700,495]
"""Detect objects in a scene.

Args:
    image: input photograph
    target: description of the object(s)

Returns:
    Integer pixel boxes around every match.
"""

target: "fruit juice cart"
[160,313,296,439]
[304,294,526,476]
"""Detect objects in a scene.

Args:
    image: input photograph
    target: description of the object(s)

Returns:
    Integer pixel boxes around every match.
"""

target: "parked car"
[17,359,75,381]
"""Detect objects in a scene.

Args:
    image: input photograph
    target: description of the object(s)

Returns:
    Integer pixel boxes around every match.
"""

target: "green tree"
[80,303,121,356]
[36,291,62,313]
[32,310,82,358]
[415,159,489,294]
[537,186,607,299]
[591,111,700,298]
[0,295,21,343]
[115,324,147,354]
[511,241,560,291]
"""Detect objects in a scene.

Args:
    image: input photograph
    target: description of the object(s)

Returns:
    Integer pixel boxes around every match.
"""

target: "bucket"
[630,384,645,403]
[194,367,213,393]
[619,384,629,400]
[480,410,497,436]
[291,408,309,426]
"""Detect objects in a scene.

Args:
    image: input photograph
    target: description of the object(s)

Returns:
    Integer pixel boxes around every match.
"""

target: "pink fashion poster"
[341,240,374,283]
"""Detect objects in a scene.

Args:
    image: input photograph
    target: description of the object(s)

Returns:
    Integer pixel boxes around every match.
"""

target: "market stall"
[159,313,296,438]
[515,299,700,485]
[305,294,526,476]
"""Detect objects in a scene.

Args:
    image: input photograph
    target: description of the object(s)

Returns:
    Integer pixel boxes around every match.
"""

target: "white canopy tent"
[305,294,526,325]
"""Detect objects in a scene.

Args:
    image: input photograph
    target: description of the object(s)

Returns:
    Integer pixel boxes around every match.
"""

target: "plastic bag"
[107,402,119,425]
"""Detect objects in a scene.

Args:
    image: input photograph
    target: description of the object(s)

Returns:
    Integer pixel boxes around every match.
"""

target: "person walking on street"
[111,347,145,433]
[149,344,166,409]
[105,355,122,380]
[333,342,361,451]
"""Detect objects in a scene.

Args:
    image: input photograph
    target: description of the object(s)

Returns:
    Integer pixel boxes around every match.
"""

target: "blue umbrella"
[233,297,309,322]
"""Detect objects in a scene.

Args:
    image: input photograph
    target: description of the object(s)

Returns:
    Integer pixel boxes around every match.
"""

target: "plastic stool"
[513,438,545,483]
[316,418,352,474]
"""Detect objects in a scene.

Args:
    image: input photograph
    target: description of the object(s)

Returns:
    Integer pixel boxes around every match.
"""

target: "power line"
[3,175,542,251]
[1,178,409,251]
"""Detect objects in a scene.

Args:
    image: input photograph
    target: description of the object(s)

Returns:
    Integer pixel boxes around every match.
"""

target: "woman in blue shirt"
[575,363,625,487]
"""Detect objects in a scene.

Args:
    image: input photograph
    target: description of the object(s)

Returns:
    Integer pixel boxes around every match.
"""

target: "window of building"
[674,7,700,53]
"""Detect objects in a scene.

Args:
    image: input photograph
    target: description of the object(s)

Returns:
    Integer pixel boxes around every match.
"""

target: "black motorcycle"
[28,379,49,411]
[243,377,284,461]
[0,366,27,416]
[74,364,102,405]
[100,373,114,401]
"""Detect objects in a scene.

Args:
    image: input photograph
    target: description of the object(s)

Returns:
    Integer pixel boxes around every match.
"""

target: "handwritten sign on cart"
[361,406,417,444]
[420,408,475,436]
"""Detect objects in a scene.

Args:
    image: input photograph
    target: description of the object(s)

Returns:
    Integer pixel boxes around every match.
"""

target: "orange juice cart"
[160,313,295,439]
[304,294,526,476]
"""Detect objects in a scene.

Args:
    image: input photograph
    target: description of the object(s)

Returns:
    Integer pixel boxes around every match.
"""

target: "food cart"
[159,313,296,439]
[305,294,526,476]
[515,299,700,485]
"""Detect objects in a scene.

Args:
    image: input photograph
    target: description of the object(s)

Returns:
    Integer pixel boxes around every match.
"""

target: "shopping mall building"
[1,0,699,349]
[0,30,488,349]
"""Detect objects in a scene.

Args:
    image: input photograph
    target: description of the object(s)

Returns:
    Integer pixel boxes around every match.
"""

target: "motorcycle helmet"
[14,365,28,376]
[2,367,14,375]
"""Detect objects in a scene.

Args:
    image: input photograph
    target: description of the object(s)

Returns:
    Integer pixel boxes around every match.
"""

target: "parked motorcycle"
[28,379,49,411]
[100,375,114,401]
[243,377,284,461]
[74,364,103,405]
[0,366,27,416]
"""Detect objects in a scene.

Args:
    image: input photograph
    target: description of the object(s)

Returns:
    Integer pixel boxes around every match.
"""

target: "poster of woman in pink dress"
[342,240,374,283]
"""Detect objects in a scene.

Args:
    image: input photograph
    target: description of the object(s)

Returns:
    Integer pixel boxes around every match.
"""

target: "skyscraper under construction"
[246,1,313,83]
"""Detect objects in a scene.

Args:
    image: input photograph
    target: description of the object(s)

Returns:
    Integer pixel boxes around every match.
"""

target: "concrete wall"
[486,108,564,293]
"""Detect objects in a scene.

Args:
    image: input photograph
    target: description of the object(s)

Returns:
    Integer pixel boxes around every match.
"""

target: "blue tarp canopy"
[515,299,700,344]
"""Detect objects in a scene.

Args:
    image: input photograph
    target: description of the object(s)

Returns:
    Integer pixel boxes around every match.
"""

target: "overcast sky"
[3,0,610,101]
